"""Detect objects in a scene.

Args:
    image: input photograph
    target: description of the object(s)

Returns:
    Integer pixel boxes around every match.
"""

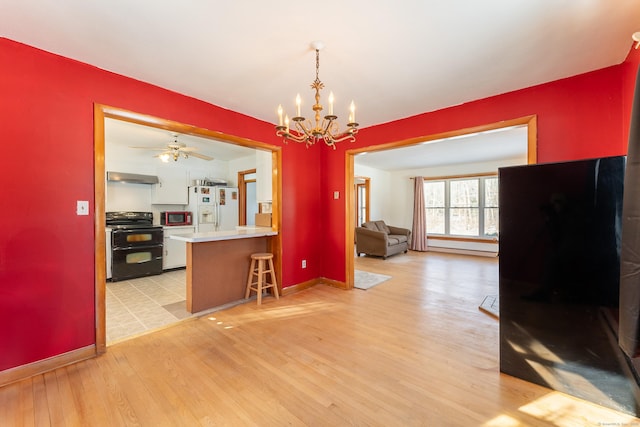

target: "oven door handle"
[113,228,161,234]
[112,244,164,251]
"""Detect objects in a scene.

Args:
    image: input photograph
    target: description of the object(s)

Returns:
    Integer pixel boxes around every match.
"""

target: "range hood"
[107,171,159,185]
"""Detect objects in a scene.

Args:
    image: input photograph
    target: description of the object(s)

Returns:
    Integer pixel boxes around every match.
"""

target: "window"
[484,177,499,236]
[424,175,498,238]
[424,181,445,234]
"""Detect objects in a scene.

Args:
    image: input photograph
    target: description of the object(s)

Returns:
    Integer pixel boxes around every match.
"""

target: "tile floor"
[106,269,192,344]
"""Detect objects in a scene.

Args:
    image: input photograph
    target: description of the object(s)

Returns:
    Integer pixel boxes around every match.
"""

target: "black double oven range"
[106,212,164,281]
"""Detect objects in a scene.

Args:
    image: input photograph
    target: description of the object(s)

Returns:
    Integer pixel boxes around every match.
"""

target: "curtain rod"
[409,172,498,180]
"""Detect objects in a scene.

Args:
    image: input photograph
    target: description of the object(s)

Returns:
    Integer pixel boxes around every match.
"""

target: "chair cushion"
[374,220,391,234]
[390,234,408,244]
[387,237,400,246]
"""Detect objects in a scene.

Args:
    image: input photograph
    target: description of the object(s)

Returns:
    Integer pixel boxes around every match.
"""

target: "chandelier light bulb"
[349,101,356,124]
[634,31,640,49]
[295,94,301,117]
[328,92,334,116]
[277,104,283,126]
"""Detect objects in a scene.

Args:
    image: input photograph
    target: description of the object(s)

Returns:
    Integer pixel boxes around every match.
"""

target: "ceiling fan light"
[159,153,170,162]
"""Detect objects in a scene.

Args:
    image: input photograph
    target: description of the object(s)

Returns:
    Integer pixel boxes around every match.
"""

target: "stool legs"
[245,258,257,299]
[245,255,279,305]
[267,257,279,301]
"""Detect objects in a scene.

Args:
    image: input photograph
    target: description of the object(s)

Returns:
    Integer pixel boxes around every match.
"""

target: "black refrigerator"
[498,155,640,416]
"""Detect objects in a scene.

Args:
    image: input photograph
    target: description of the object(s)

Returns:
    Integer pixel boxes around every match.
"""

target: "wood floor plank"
[51,367,82,426]
[31,375,50,426]
[0,378,23,426]
[62,363,109,426]
[42,371,65,425]
[16,379,36,427]
[0,251,638,425]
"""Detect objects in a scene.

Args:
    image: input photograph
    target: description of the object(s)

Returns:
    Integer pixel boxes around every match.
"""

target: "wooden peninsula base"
[170,228,278,313]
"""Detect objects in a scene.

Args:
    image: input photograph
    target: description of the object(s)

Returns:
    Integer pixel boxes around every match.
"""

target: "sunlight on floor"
[206,301,341,329]
[519,392,638,426]
[483,414,520,427]
[483,391,638,426]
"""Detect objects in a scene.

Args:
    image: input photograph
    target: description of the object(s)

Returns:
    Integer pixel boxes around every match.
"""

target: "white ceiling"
[356,125,528,171]
[2,1,639,128]
[3,1,638,169]
[105,118,256,163]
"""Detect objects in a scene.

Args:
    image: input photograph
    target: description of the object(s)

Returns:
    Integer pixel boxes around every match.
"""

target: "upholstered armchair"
[355,220,411,259]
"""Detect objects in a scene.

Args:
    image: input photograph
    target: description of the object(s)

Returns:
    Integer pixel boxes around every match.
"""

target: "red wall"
[0,38,321,371]
[1,36,639,373]
[320,47,640,282]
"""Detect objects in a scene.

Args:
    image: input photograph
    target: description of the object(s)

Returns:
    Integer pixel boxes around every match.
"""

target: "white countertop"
[169,226,277,243]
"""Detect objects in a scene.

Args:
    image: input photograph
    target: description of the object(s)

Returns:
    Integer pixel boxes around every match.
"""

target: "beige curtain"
[411,176,428,251]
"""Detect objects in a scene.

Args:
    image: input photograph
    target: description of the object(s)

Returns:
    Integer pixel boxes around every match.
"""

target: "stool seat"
[245,252,279,305]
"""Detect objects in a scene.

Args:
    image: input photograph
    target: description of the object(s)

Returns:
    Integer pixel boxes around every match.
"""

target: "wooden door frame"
[238,169,257,225]
[94,104,282,354]
[345,115,538,290]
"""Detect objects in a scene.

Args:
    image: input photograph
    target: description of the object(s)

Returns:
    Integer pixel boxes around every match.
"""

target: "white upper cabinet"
[152,168,188,205]
[256,150,272,202]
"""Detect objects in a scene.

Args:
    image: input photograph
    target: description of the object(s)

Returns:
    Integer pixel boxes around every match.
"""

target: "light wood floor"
[2,251,639,426]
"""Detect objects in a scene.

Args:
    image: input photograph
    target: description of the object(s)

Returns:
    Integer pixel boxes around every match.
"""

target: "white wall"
[354,163,392,222]
[227,154,257,186]
[106,181,153,212]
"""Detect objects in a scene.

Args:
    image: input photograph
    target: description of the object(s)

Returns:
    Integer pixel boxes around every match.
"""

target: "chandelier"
[275,41,359,149]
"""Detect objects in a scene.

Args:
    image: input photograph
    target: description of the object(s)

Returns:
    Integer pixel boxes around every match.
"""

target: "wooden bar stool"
[245,253,279,305]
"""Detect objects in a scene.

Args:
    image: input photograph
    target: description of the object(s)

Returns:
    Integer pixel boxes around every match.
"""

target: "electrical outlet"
[302,259,307,268]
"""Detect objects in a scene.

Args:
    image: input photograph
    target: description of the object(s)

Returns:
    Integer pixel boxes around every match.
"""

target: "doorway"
[355,176,370,227]
[238,169,258,225]
[345,115,538,289]
[94,104,282,353]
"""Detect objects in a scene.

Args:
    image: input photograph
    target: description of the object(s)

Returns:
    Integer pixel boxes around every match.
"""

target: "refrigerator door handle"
[215,202,220,230]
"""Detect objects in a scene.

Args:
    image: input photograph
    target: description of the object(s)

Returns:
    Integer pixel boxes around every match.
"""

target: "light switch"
[333,191,340,199]
[77,200,89,215]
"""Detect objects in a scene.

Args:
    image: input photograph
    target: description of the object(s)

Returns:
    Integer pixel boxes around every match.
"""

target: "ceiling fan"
[130,134,214,162]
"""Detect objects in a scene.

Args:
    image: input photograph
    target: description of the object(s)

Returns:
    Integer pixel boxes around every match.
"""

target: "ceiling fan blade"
[188,152,214,161]
[178,146,198,152]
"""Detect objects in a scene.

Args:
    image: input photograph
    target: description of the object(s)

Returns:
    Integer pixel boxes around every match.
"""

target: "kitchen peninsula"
[170,227,278,313]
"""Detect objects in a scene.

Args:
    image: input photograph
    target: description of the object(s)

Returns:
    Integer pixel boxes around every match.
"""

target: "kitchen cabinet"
[152,169,188,205]
[256,150,272,202]
[163,226,195,269]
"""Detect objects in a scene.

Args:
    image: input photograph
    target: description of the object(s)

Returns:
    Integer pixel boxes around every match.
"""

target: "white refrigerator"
[188,186,239,232]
